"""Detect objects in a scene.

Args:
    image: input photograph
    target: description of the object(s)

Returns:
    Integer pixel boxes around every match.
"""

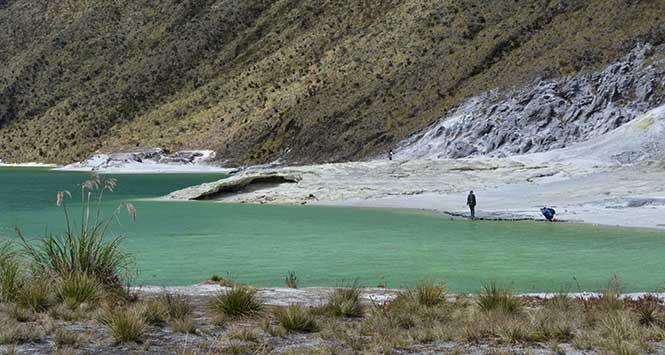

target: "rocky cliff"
[1,0,664,165]
[397,44,665,159]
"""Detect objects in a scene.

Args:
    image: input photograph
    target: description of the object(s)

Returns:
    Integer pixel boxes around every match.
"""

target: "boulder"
[164,172,302,200]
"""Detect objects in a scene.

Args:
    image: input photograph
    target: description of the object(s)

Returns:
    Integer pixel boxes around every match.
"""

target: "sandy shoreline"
[160,156,665,231]
[314,166,665,231]
[133,284,665,305]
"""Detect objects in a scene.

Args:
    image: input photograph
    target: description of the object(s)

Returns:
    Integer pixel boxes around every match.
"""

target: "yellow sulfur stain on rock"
[634,117,655,130]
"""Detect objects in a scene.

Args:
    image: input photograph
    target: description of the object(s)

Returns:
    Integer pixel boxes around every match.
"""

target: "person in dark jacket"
[541,207,556,222]
[467,191,477,219]
[388,149,394,161]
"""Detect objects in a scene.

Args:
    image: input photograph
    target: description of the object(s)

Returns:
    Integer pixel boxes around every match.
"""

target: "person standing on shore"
[388,149,394,161]
[467,191,477,219]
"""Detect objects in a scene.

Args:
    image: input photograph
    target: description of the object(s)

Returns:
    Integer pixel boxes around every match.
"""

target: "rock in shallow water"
[164,172,303,200]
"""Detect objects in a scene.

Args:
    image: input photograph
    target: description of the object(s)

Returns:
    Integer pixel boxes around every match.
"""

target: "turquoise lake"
[1,167,664,293]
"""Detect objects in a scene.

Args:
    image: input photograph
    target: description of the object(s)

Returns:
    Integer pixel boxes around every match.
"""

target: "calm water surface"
[1,167,664,292]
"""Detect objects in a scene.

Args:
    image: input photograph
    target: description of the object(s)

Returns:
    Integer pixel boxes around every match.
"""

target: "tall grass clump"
[100,307,145,342]
[56,272,102,308]
[209,287,264,319]
[0,241,23,303]
[323,285,363,318]
[17,175,135,290]
[477,282,523,314]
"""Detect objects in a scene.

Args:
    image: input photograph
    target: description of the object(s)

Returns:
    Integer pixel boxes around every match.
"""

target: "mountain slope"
[1,0,664,165]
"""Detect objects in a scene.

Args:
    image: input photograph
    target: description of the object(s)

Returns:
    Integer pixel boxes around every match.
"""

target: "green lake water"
[1,167,664,293]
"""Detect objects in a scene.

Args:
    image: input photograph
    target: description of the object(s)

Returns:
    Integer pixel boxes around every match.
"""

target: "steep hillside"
[1,0,664,165]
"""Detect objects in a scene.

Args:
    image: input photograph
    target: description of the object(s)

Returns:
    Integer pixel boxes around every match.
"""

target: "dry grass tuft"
[0,242,23,304]
[414,280,446,307]
[285,271,298,289]
[322,286,363,318]
[228,326,261,342]
[274,304,319,333]
[15,277,54,313]
[48,302,91,322]
[259,319,287,338]
[169,317,197,334]
[477,282,522,315]
[209,287,264,319]
[54,328,83,349]
[56,272,102,309]
[99,306,145,342]
[595,276,625,311]
[629,294,665,328]
[141,297,169,326]
[0,321,43,345]
[5,304,35,323]
[495,315,531,343]
[136,293,193,332]
[156,293,192,321]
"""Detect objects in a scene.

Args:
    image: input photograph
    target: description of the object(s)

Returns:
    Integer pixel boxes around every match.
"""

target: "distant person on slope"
[467,191,477,219]
[541,207,556,222]
[388,149,394,161]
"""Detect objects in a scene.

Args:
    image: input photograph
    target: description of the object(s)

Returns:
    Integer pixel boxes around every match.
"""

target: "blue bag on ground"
[541,207,556,220]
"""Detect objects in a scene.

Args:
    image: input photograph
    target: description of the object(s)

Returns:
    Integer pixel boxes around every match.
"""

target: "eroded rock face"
[164,172,302,200]
[397,44,665,160]
[63,149,217,170]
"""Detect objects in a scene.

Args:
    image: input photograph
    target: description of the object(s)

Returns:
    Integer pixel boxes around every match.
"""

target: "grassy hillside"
[1,0,664,165]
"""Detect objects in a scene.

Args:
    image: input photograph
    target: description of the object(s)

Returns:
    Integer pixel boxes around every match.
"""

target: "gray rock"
[164,172,302,200]
[397,44,665,160]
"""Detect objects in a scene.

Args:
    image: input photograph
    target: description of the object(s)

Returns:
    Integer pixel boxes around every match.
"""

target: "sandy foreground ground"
[165,105,665,230]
